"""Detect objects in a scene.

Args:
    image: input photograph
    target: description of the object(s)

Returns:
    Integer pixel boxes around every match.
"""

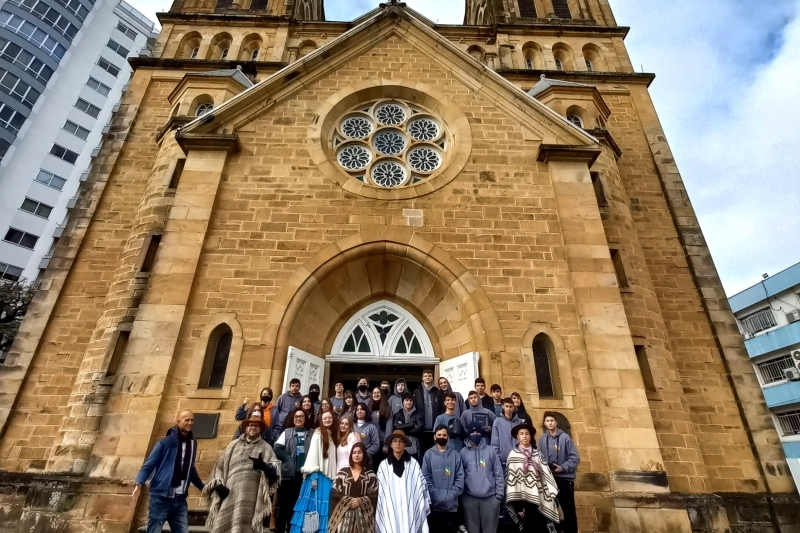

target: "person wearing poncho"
[290,410,339,533]
[376,430,431,533]
[204,410,281,533]
[504,423,560,532]
[328,442,379,533]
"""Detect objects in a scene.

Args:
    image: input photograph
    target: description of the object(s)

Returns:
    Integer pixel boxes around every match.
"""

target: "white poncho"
[375,453,430,533]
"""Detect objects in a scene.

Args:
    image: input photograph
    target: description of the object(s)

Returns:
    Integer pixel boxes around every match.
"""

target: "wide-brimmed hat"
[240,410,267,432]
[511,422,536,440]
[384,429,412,447]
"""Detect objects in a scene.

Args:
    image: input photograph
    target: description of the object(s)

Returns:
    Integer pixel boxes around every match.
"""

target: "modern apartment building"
[729,261,800,486]
[0,0,156,284]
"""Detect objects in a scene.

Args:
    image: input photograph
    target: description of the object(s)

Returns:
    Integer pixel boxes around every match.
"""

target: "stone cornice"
[502,69,656,87]
[586,128,622,160]
[536,144,602,165]
[128,57,286,72]
[175,131,241,153]
[156,115,193,146]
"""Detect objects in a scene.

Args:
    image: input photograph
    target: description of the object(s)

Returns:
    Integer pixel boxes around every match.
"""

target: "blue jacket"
[491,414,521,466]
[537,429,580,480]
[422,445,464,512]
[460,438,503,500]
[135,427,203,497]
[460,405,495,444]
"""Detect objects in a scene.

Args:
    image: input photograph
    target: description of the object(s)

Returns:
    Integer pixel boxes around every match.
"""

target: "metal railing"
[757,355,795,384]
[777,410,800,436]
[117,0,154,31]
[741,309,777,336]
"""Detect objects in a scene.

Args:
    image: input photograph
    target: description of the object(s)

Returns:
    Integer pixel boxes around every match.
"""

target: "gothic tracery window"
[332,99,449,189]
[333,301,433,359]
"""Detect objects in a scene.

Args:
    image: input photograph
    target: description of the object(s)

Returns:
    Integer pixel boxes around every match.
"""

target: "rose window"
[332,99,449,188]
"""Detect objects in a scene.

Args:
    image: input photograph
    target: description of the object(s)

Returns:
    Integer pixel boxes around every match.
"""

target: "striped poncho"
[375,452,430,533]
[504,446,560,525]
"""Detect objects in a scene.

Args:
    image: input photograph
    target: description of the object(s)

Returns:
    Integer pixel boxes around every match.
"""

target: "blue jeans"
[146,495,188,533]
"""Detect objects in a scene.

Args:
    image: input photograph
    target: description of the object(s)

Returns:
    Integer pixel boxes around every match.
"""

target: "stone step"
[137,527,209,533]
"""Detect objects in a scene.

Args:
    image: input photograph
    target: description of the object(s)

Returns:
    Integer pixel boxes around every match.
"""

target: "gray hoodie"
[491,414,521,466]
[422,445,464,512]
[389,379,407,415]
[437,378,464,419]
[537,429,580,480]
[460,404,496,444]
[460,438,504,500]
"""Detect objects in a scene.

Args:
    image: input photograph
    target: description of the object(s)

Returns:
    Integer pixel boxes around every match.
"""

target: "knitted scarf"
[172,430,193,488]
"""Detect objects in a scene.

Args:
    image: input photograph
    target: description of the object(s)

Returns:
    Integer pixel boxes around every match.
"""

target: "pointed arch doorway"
[282,300,481,398]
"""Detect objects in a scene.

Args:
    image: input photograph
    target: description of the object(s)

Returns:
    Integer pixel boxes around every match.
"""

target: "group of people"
[134,373,581,533]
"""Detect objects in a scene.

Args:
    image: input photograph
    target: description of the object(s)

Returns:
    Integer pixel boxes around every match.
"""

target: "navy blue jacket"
[135,427,203,497]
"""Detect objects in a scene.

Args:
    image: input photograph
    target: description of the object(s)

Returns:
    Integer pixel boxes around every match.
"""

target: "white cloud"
[124,0,800,294]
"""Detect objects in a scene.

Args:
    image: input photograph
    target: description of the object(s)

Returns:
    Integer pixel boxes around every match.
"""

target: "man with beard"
[355,376,371,405]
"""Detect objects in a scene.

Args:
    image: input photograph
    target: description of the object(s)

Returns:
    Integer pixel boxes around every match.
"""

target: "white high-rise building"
[0,0,156,283]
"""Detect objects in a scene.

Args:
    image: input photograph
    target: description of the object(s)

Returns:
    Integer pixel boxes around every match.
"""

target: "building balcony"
[763,379,800,409]
[745,321,800,358]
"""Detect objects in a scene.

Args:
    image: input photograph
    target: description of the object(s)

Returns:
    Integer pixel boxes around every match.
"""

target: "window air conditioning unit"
[783,367,800,381]
[787,310,800,324]
[793,351,800,370]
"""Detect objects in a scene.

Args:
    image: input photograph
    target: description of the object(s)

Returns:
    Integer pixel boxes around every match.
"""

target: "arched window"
[518,0,537,17]
[566,114,583,128]
[189,47,199,59]
[551,0,572,18]
[533,334,555,398]
[554,57,563,71]
[331,300,434,360]
[251,48,259,61]
[585,58,593,72]
[220,48,229,60]
[195,103,214,117]
[525,57,533,70]
[201,324,233,389]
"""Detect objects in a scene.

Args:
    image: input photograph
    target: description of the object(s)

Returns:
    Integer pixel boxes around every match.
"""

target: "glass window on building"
[34,168,66,190]
[86,76,110,96]
[4,227,38,249]
[0,260,23,281]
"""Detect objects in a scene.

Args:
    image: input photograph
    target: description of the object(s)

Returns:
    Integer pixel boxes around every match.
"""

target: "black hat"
[511,422,536,440]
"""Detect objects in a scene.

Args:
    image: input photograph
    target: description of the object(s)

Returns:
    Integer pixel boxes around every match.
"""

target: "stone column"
[87,137,237,480]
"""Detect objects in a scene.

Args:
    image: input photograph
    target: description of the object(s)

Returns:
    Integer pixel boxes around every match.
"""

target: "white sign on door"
[283,346,326,395]
[439,351,480,399]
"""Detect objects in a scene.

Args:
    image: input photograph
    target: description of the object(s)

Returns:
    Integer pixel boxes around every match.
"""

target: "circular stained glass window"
[372,160,406,187]
[337,144,371,171]
[375,102,406,126]
[373,129,407,156]
[331,99,449,189]
[407,146,442,173]
[341,115,373,139]
[408,117,441,142]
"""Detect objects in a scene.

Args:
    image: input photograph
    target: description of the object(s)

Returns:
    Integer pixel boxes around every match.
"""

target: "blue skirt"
[289,472,332,533]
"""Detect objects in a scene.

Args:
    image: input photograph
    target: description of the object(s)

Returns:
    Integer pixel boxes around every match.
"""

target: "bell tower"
[292,0,325,20]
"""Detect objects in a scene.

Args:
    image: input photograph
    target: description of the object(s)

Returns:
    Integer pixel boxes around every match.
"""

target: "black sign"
[194,413,220,439]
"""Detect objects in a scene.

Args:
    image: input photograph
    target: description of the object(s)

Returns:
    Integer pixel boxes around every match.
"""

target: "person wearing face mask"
[308,384,322,415]
[422,425,464,533]
[355,377,371,405]
[234,388,276,444]
[505,424,560,531]
[460,422,503,533]
[389,379,407,415]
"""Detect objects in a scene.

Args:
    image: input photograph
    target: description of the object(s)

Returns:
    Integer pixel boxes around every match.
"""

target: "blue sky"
[130,0,800,295]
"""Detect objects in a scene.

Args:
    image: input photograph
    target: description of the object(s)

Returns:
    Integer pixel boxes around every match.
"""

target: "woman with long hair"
[328,443,379,533]
[510,392,529,425]
[336,417,361,471]
[290,411,339,533]
[300,395,317,429]
[340,391,356,421]
[353,402,379,460]
[320,398,335,417]
[369,387,393,466]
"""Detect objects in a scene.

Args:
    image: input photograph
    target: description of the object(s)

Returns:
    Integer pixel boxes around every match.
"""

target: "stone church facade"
[0,0,797,531]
